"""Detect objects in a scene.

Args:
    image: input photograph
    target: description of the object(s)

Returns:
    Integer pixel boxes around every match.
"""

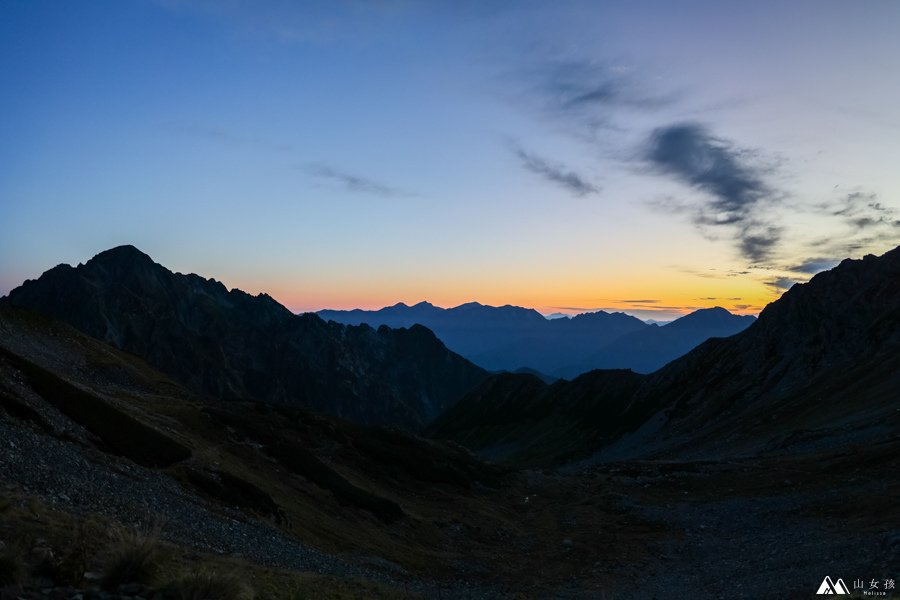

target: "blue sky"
[2,0,899,319]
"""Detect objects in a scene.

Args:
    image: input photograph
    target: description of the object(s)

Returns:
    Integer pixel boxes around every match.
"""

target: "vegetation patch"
[160,570,254,600]
[101,524,164,589]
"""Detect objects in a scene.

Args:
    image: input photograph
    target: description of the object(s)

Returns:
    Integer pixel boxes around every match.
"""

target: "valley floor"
[3,424,897,599]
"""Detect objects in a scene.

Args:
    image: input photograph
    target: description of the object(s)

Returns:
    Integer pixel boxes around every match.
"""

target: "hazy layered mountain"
[320,302,753,376]
[2,246,487,429]
[429,246,900,466]
[3,250,898,599]
[555,307,757,377]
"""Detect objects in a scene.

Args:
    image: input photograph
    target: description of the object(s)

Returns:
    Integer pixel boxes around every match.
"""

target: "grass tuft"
[101,523,163,589]
[166,570,254,600]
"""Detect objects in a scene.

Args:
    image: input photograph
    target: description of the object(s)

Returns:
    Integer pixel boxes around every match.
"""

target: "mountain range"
[319,301,755,377]
[1,244,898,598]
[1,245,486,430]
[429,246,900,466]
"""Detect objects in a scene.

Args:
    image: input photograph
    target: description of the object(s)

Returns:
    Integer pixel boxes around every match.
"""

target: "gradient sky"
[2,1,899,320]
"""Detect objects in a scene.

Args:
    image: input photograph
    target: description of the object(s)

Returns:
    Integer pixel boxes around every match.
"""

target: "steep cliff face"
[3,246,487,429]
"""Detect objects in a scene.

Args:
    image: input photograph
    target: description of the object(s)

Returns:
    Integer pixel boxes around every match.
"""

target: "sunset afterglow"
[2,1,898,319]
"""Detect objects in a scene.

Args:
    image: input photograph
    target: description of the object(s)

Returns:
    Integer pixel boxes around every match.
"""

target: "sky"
[2,0,899,320]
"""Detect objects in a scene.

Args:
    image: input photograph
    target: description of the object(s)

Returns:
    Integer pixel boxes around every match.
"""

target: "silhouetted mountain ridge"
[429,246,900,465]
[3,245,487,429]
[554,307,757,377]
[321,301,754,376]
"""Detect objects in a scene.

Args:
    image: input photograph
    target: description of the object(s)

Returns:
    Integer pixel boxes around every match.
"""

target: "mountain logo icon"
[816,576,850,594]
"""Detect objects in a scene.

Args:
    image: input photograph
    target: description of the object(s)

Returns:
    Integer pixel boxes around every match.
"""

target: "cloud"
[766,277,801,292]
[790,258,840,274]
[619,299,658,304]
[302,164,417,198]
[539,60,674,113]
[511,145,599,197]
[827,192,900,230]
[807,190,900,257]
[644,123,781,263]
[162,123,296,153]
[505,58,677,140]
[738,224,781,263]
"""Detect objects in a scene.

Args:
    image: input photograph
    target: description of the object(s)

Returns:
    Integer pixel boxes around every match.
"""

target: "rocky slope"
[1,246,487,430]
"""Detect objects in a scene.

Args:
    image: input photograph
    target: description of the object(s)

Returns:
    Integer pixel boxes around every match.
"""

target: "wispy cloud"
[644,122,782,263]
[510,144,599,197]
[536,59,674,114]
[162,123,296,153]
[619,299,658,304]
[504,58,677,140]
[301,164,418,198]
[805,190,900,258]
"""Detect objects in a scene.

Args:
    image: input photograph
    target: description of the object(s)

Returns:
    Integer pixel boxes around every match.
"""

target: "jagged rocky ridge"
[1,246,487,430]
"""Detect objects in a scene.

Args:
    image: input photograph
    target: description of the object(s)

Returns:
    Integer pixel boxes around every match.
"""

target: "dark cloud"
[767,277,801,292]
[790,258,840,274]
[512,145,599,197]
[738,224,781,263]
[302,164,417,198]
[644,123,781,263]
[646,123,766,222]
[620,299,658,304]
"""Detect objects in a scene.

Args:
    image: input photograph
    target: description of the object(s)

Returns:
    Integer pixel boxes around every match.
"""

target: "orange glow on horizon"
[234,274,779,319]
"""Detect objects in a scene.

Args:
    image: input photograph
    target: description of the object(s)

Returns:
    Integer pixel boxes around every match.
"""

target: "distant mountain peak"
[87,244,155,265]
[455,301,485,309]
[4,246,487,429]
